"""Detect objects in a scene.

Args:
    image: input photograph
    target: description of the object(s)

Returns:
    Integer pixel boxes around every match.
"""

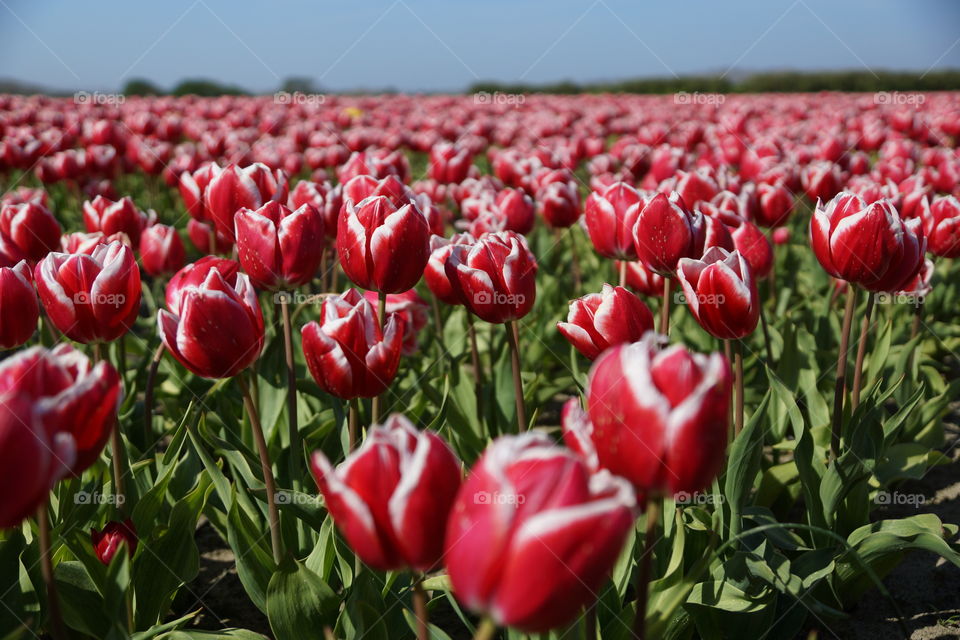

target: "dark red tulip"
[0,261,39,348]
[0,201,61,263]
[618,260,666,297]
[311,414,461,571]
[755,182,794,228]
[289,180,341,239]
[363,289,428,355]
[424,233,476,306]
[139,224,186,277]
[429,142,473,184]
[922,195,960,258]
[82,196,152,249]
[91,519,138,565]
[558,284,654,360]
[631,192,704,275]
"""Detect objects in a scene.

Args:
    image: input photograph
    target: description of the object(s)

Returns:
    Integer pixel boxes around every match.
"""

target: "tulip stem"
[584,602,597,639]
[850,293,876,411]
[505,320,527,431]
[567,228,582,291]
[238,374,283,565]
[619,260,628,288]
[633,497,661,640]
[371,291,387,424]
[37,502,67,640]
[472,618,497,640]
[831,286,858,459]
[95,343,127,510]
[733,340,744,438]
[348,398,360,452]
[467,315,484,426]
[144,342,164,448]
[907,297,925,375]
[759,302,774,367]
[659,279,672,335]
[412,574,429,640]
[280,293,302,485]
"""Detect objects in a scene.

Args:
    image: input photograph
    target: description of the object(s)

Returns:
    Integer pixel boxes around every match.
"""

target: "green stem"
[473,618,497,640]
[850,293,876,411]
[831,286,858,459]
[37,502,68,640]
[505,320,527,431]
[281,293,302,486]
[143,342,164,449]
[632,497,661,640]
[659,279,672,336]
[733,339,744,438]
[412,574,429,640]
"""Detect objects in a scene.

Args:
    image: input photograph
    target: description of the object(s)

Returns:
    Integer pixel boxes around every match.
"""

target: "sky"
[1,0,958,93]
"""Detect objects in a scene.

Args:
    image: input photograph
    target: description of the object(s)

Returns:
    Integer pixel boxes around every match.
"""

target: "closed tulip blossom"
[82,196,153,249]
[0,394,75,528]
[34,241,142,343]
[922,195,960,258]
[301,289,404,399]
[0,201,62,263]
[288,179,341,238]
[429,142,474,184]
[444,231,537,324]
[617,260,666,297]
[337,196,430,294]
[178,163,219,223]
[558,284,654,360]
[0,261,39,348]
[584,182,648,260]
[536,179,581,228]
[0,345,121,474]
[91,519,138,565]
[235,201,324,289]
[204,163,287,243]
[569,333,731,496]
[158,269,264,379]
[445,433,636,633]
[424,233,476,305]
[165,256,240,315]
[631,192,705,275]
[363,289,429,355]
[712,211,773,279]
[755,182,795,228]
[139,224,186,277]
[677,247,760,339]
[311,414,462,571]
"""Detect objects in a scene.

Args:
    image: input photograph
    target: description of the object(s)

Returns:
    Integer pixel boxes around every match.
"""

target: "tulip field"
[1,90,960,640]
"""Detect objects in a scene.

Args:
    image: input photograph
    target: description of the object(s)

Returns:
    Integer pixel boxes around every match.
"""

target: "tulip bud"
[311,414,462,571]
[424,233,476,306]
[577,334,731,495]
[178,163,219,222]
[289,180,341,239]
[301,289,405,399]
[674,170,719,208]
[0,261,39,348]
[558,284,654,360]
[165,256,240,316]
[363,289,428,355]
[536,179,580,229]
[755,182,794,228]
[35,241,142,343]
[139,224,186,277]
[677,248,760,339]
[0,201,61,263]
[772,227,791,245]
[337,196,430,294]
[235,201,324,290]
[714,212,773,279]
[923,195,960,258]
[444,231,537,323]
[495,188,535,235]
[429,143,473,184]
[632,192,704,275]
[445,433,635,633]
[205,164,285,243]
[584,182,648,260]
[91,519,138,565]
[158,270,264,379]
[82,196,152,249]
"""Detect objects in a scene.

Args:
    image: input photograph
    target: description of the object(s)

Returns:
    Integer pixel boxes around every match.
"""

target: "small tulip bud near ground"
[91,519,138,565]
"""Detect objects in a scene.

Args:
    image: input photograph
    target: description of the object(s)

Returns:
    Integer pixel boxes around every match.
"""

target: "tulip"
[557,284,654,360]
[91,519,138,565]
[922,195,960,258]
[289,180,341,238]
[755,182,794,228]
[584,182,647,260]
[536,179,580,228]
[617,260,666,297]
[714,212,773,279]
[677,247,759,340]
[632,192,704,276]
[0,261,39,348]
[424,233,476,306]
[429,142,473,184]
[493,188,535,235]
[674,170,719,208]
[235,201,325,290]
[139,224,186,277]
[187,219,233,255]
[0,393,75,528]
[363,289,428,355]
[0,344,120,474]
[445,432,635,633]
[82,196,152,249]
[301,289,404,401]
[34,241,142,343]
[178,163,219,222]
[157,269,264,379]
[166,256,240,315]
[0,201,61,263]
[204,163,286,243]
[311,414,461,571]
[337,196,430,295]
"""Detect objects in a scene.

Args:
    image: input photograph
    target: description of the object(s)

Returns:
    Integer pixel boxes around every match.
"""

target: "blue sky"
[1,0,958,92]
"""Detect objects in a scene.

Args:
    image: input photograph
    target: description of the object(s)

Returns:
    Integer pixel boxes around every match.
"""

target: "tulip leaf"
[156,630,270,640]
[724,390,771,540]
[265,557,338,640]
[226,489,276,612]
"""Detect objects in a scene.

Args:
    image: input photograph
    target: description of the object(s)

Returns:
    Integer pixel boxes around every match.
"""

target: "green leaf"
[724,391,770,540]
[266,558,339,640]
[226,489,276,611]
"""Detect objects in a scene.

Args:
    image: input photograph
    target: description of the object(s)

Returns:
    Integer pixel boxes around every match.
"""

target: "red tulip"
[922,195,960,258]
[186,219,233,255]
[772,227,791,245]
[204,163,286,243]
[165,256,240,315]
[584,182,648,260]
[674,170,719,208]
[158,269,264,379]
[444,231,537,323]
[755,182,794,228]
[494,188,535,235]
[631,192,704,275]
[557,284,654,360]
[0,344,120,474]
[677,248,760,339]
[139,224,186,277]
[536,179,580,229]
[311,414,461,571]
[235,201,324,290]
[289,180,341,239]
[714,212,773,279]
[617,260,666,297]
[301,289,405,399]
[801,161,844,202]
[0,261,39,348]
[91,519,138,565]
[425,233,476,306]
[337,196,430,294]
[445,433,635,633]
[35,241,142,343]
[82,196,152,249]
[0,394,74,528]
[0,201,61,263]
[572,334,731,495]
[363,289,428,355]
[429,142,473,184]
[178,163,219,222]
